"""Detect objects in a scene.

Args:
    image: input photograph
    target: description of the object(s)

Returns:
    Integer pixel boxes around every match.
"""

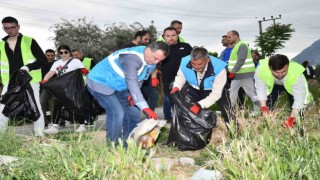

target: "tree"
[50,17,105,61]
[208,51,218,57]
[101,21,158,53]
[51,17,158,61]
[255,23,295,57]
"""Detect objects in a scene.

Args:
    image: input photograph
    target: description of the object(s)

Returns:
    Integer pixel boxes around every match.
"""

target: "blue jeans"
[87,86,140,143]
[163,94,172,119]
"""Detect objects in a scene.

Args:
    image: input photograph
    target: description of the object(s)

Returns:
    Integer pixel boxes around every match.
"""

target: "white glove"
[20,66,29,72]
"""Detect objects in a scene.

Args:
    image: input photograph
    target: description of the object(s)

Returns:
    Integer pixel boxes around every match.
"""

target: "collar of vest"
[2,33,23,41]
[186,60,215,76]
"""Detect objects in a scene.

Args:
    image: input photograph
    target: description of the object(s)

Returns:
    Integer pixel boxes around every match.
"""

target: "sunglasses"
[59,51,69,55]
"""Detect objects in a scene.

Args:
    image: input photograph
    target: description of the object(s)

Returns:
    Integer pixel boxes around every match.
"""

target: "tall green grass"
[0,132,174,179]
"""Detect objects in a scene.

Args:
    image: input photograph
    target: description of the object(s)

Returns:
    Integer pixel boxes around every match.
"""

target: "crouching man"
[171,47,236,128]
[254,54,312,127]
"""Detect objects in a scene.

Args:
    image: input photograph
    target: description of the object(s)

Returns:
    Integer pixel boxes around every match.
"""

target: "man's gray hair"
[191,47,209,60]
[148,41,170,57]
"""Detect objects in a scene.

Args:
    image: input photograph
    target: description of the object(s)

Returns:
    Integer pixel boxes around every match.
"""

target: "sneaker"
[75,125,86,133]
[44,126,59,134]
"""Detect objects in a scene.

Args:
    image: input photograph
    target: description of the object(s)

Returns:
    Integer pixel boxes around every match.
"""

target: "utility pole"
[257,15,282,57]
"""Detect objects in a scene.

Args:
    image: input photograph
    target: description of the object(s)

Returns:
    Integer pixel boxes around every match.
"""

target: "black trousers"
[52,100,85,125]
[267,84,294,110]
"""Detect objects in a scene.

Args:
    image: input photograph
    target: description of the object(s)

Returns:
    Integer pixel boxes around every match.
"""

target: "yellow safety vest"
[0,36,42,84]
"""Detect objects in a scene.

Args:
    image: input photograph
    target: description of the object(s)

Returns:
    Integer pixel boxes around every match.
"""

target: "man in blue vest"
[0,16,46,137]
[121,30,160,111]
[171,47,236,128]
[87,41,169,144]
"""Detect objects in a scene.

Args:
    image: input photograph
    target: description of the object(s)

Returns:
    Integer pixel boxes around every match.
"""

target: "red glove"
[143,108,158,120]
[190,103,201,115]
[40,80,47,84]
[283,117,295,128]
[151,78,159,87]
[170,87,179,94]
[80,68,89,75]
[260,106,269,116]
[127,95,134,106]
[228,73,236,80]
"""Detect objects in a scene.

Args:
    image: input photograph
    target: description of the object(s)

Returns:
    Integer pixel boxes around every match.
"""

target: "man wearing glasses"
[0,16,46,137]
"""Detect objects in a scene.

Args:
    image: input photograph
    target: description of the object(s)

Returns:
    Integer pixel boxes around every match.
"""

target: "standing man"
[157,20,185,43]
[71,48,97,126]
[252,51,261,67]
[87,41,169,143]
[159,27,192,122]
[40,49,56,128]
[255,54,312,127]
[171,47,236,127]
[121,30,159,111]
[219,35,245,110]
[227,30,260,112]
[219,35,233,64]
[122,30,150,48]
[71,49,95,71]
[0,16,46,136]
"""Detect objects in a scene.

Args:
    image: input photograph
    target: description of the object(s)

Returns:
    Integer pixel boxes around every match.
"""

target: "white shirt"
[51,58,84,76]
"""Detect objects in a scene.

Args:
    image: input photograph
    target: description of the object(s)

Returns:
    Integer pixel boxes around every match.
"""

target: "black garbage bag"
[0,70,40,121]
[167,91,217,151]
[41,69,90,116]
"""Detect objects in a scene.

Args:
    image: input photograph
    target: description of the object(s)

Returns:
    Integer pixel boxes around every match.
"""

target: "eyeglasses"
[3,26,17,31]
[59,51,69,55]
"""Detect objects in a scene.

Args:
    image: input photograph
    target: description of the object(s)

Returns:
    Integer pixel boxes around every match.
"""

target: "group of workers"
[0,16,312,145]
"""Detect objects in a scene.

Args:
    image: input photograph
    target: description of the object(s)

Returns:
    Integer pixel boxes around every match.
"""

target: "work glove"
[190,103,201,115]
[260,106,269,116]
[143,108,158,120]
[40,80,47,84]
[20,66,29,72]
[283,117,295,128]
[170,87,179,94]
[80,68,89,75]
[127,95,134,106]
[151,78,159,87]
[228,73,235,80]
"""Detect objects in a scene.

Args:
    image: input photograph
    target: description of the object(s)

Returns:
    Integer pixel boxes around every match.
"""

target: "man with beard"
[159,27,192,122]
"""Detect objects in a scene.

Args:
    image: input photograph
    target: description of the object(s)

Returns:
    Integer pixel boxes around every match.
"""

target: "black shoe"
[165,118,173,124]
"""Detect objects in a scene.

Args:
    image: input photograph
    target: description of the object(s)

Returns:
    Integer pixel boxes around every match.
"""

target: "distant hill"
[293,39,320,65]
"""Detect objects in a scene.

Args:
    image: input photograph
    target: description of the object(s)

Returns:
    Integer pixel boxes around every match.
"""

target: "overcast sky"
[1,0,319,59]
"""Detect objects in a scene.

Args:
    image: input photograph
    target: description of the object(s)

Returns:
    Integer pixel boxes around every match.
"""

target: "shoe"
[44,126,59,134]
[165,118,173,124]
[75,125,86,133]
[84,120,95,127]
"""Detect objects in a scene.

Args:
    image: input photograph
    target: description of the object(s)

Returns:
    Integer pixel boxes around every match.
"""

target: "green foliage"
[51,17,158,61]
[208,51,218,57]
[101,21,157,53]
[255,23,295,57]
[51,17,105,61]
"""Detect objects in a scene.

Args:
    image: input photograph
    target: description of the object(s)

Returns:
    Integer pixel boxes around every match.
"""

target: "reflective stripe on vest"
[228,40,255,73]
[258,59,312,104]
[0,36,42,84]
[88,46,155,91]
